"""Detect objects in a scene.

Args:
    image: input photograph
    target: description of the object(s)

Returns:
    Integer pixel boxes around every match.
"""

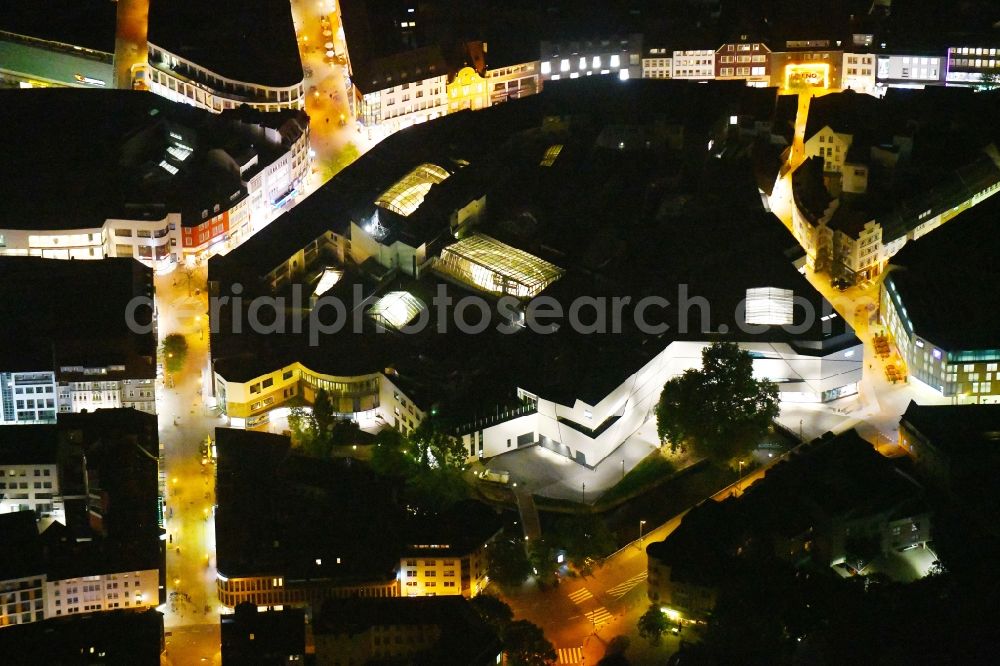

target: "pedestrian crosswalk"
[585,606,613,626]
[567,587,593,604]
[557,647,584,664]
[606,571,648,599]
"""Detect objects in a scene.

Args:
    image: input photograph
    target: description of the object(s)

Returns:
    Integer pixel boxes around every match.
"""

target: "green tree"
[528,538,559,587]
[161,334,188,374]
[637,604,668,646]
[486,537,533,591]
[404,466,468,511]
[549,514,616,568]
[468,594,515,636]
[312,389,336,441]
[407,420,467,470]
[655,342,779,463]
[503,619,557,666]
[979,67,1000,90]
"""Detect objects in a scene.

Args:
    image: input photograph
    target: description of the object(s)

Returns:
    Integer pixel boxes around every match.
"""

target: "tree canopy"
[486,536,533,591]
[161,333,188,374]
[504,619,557,666]
[637,604,668,646]
[655,342,779,463]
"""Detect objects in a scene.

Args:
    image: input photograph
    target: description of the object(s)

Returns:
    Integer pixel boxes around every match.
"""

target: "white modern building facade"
[357,73,449,135]
[1,372,58,424]
[842,53,878,94]
[0,462,62,521]
[44,569,160,618]
[672,49,716,79]
[460,339,862,467]
[642,48,672,79]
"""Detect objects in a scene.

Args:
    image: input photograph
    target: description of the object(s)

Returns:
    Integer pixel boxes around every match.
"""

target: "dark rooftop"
[147,0,302,88]
[900,401,1000,459]
[0,510,45,581]
[0,90,304,230]
[648,429,927,579]
[0,609,164,666]
[0,0,117,54]
[315,595,501,665]
[0,425,59,465]
[215,428,501,581]
[0,257,155,380]
[222,605,305,665]
[885,193,1000,351]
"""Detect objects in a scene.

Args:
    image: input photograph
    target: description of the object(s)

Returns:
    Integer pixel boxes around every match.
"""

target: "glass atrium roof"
[540,144,563,167]
[375,163,450,217]
[368,291,427,330]
[436,234,564,299]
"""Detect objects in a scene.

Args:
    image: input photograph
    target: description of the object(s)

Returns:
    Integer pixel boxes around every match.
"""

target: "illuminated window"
[592,56,601,68]
[745,287,795,325]
[541,61,551,75]
[579,57,587,70]
[560,59,570,72]
[610,54,620,68]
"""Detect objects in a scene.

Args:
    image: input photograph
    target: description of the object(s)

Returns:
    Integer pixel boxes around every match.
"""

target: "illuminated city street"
[4,0,1000,662]
[154,264,225,665]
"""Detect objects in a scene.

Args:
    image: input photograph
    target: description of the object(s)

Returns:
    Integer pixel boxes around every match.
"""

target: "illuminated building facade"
[715,40,770,86]
[213,362,424,433]
[842,53,877,94]
[641,48,672,79]
[145,0,305,114]
[540,34,643,82]
[484,60,540,105]
[875,53,943,91]
[671,49,715,80]
[352,47,450,135]
[946,45,1000,86]
[447,66,490,112]
[771,48,843,91]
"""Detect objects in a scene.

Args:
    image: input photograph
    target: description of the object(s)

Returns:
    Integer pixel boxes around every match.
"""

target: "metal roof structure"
[436,234,563,299]
[367,290,427,330]
[375,163,450,217]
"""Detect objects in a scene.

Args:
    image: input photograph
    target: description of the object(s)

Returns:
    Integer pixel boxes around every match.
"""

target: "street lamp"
[738,460,745,494]
[638,520,647,549]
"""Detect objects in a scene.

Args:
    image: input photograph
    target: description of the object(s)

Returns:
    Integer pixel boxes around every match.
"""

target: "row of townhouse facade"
[791,150,1000,285]
[216,545,492,610]
[343,31,1000,141]
[0,567,159,628]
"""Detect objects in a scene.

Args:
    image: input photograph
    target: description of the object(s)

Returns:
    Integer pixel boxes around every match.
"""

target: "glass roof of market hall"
[436,234,564,299]
[367,290,427,330]
[375,163,451,217]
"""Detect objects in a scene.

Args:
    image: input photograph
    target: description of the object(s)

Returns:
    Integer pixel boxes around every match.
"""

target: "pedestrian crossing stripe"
[585,607,613,625]
[557,647,584,664]
[567,587,593,604]
[606,571,648,598]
